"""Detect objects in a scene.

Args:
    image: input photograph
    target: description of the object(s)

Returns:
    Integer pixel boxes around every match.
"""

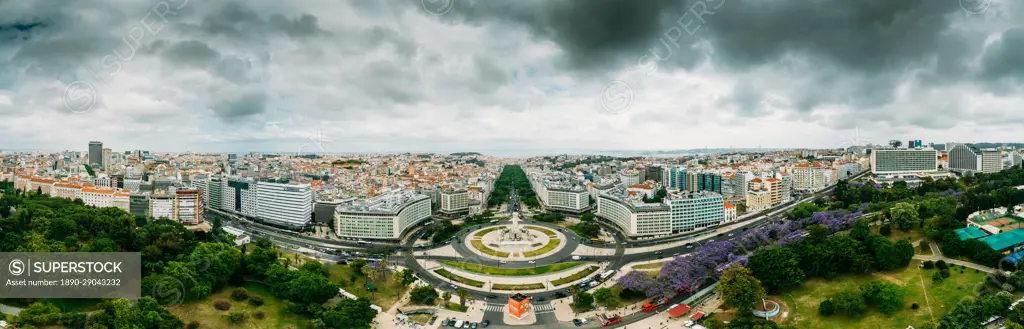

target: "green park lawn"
[167,282,312,329]
[786,260,987,329]
[434,269,486,288]
[439,260,583,276]
[527,226,556,236]
[474,226,506,237]
[327,262,408,310]
[522,239,560,257]
[551,265,600,286]
[470,239,510,258]
[492,283,546,291]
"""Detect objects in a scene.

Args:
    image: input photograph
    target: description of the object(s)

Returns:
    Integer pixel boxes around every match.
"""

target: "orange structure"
[507,293,531,320]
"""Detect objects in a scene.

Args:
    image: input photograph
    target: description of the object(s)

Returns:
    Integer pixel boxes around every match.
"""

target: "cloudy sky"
[0,0,1022,155]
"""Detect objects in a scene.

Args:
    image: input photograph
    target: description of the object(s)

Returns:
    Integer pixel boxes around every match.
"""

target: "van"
[454,320,465,328]
[571,255,581,260]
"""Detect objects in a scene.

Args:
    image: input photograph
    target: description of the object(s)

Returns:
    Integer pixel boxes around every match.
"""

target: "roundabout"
[464,212,569,260]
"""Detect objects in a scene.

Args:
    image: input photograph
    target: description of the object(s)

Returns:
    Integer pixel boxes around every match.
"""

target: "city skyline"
[0,1,1022,153]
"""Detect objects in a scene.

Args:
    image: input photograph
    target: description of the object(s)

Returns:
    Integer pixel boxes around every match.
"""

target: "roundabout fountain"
[467,212,566,260]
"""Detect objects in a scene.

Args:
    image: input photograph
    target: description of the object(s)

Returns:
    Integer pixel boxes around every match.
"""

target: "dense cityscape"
[3,139,1024,329]
[4,1,1024,329]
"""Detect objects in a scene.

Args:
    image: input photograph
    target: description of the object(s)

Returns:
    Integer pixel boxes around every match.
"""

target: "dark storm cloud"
[436,0,1020,121]
[980,28,1024,82]
[212,90,267,118]
[189,2,328,41]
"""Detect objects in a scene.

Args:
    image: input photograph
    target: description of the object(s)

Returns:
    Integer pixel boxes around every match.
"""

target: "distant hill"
[449,152,483,156]
[969,143,1024,149]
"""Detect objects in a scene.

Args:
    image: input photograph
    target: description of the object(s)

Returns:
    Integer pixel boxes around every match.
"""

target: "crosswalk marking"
[482,303,553,313]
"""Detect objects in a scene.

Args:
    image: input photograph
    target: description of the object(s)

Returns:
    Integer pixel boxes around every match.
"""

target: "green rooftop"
[955,226,988,241]
[979,229,1024,252]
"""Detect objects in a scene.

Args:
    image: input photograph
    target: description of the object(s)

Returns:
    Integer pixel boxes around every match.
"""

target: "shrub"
[936,260,948,270]
[254,311,266,320]
[932,271,944,284]
[880,224,892,236]
[231,288,250,301]
[911,303,919,310]
[249,296,265,307]
[187,321,200,329]
[922,261,935,269]
[940,268,951,278]
[227,311,247,324]
[214,300,232,311]
[818,299,835,316]
[410,286,439,305]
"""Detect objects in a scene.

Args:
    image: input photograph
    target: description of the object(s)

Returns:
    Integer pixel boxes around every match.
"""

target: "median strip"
[551,265,601,286]
[492,283,545,291]
[434,269,485,288]
[439,260,583,276]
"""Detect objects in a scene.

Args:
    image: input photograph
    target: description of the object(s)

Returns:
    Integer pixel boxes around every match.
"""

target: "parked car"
[471,322,478,329]
[442,319,451,327]
[573,318,588,327]
[481,320,490,328]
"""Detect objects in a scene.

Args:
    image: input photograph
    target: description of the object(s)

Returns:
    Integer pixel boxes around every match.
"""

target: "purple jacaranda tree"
[714,254,749,276]
[809,212,829,225]
[658,256,707,293]
[617,270,663,297]
[776,230,807,246]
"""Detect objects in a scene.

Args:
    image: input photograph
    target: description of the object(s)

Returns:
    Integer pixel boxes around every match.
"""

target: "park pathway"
[911,238,1000,274]
[0,303,22,315]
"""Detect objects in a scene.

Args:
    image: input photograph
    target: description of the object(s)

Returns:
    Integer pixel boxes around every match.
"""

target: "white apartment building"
[440,188,470,215]
[175,189,203,225]
[870,148,938,175]
[256,182,313,228]
[149,194,175,220]
[982,149,1004,174]
[792,163,830,192]
[595,187,725,238]
[112,191,130,213]
[334,192,432,240]
[77,186,115,208]
[618,170,641,186]
[529,171,590,214]
[724,202,737,221]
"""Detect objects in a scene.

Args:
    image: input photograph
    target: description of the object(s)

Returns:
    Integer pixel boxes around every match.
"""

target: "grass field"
[470,239,510,258]
[167,282,312,329]
[552,265,601,286]
[492,283,546,291]
[786,260,988,329]
[439,260,583,276]
[474,226,506,238]
[522,239,560,257]
[633,262,666,270]
[872,225,925,243]
[434,269,486,287]
[527,226,556,236]
[327,262,408,310]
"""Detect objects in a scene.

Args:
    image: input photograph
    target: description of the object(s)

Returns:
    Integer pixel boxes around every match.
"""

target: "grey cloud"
[980,28,1024,83]
[212,90,267,119]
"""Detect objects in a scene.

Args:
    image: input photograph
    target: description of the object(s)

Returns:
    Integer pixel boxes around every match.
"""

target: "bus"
[599,270,615,281]
[590,238,601,243]
[357,240,370,245]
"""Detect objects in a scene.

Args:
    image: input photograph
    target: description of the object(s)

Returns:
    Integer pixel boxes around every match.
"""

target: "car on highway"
[499,260,508,264]
[728,233,734,237]
[571,255,581,260]
[572,318,588,326]
[486,294,497,299]
[554,291,567,298]
[481,320,490,328]
[654,251,662,255]
[528,260,536,264]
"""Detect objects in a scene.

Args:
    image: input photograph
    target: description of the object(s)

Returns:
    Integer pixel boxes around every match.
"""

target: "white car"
[684,320,695,327]
[528,260,536,264]
[499,260,508,264]
[571,255,581,260]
